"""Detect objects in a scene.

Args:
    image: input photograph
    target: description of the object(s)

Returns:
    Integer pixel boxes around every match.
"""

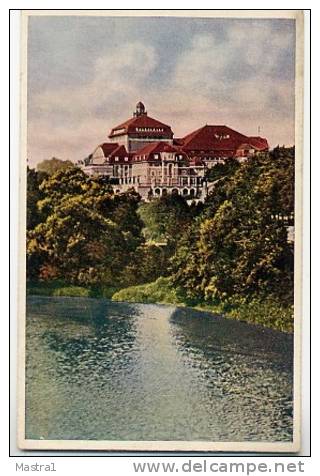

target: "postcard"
[17,9,304,452]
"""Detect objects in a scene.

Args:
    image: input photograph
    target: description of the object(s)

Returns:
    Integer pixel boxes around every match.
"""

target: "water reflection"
[27,298,138,382]
[169,308,293,441]
[25,297,293,442]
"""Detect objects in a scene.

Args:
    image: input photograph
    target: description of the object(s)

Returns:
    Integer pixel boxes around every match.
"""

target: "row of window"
[188,150,232,155]
[134,154,184,161]
[104,156,129,162]
[152,188,197,196]
[104,155,225,163]
[136,127,165,132]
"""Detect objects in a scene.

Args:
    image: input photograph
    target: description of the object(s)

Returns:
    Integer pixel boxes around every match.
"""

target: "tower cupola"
[134,101,147,117]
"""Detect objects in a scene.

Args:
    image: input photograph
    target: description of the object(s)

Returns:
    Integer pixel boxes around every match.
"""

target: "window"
[115,157,119,162]
[124,157,128,161]
[214,133,230,140]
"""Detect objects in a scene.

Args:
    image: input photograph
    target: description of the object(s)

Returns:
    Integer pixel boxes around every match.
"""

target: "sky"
[27,15,296,166]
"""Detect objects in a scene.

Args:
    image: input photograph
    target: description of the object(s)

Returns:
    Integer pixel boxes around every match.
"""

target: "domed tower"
[134,101,147,117]
[109,102,174,152]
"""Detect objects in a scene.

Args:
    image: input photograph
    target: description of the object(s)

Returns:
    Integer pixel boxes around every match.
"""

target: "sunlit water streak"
[25,296,293,441]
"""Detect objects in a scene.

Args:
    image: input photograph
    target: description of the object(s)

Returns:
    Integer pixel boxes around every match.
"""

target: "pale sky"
[27,15,296,166]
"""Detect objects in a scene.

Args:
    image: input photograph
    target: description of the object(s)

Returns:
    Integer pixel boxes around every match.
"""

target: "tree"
[37,166,115,219]
[27,196,129,285]
[37,157,74,175]
[138,195,194,246]
[172,149,295,305]
[27,168,144,284]
[27,167,48,230]
[127,243,173,285]
[205,157,240,183]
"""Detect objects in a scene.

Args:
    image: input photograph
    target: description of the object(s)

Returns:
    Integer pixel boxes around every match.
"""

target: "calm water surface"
[26,296,293,441]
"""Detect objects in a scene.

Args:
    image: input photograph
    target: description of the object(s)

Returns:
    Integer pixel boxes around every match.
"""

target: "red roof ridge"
[180,125,206,145]
[109,144,128,157]
[111,116,138,130]
[99,143,119,157]
[133,141,186,160]
[133,142,163,156]
[109,114,173,137]
[181,124,249,145]
[178,124,266,155]
[247,136,269,149]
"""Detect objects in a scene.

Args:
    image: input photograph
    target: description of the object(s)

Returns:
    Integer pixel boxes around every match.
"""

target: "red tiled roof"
[106,145,132,163]
[109,145,129,158]
[136,142,179,155]
[247,136,269,150]
[133,141,187,162]
[179,125,268,157]
[109,114,173,138]
[180,125,250,152]
[100,143,119,157]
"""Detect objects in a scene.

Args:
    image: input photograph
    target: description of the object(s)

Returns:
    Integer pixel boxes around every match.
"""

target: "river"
[25,296,293,442]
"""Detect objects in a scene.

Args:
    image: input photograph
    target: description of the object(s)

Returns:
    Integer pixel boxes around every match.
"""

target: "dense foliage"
[205,157,240,182]
[27,167,145,286]
[171,149,295,308]
[27,167,48,229]
[36,157,74,175]
[138,195,197,242]
[27,148,295,331]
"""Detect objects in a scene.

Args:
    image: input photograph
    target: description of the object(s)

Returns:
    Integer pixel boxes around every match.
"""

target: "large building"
[81,102,268,199]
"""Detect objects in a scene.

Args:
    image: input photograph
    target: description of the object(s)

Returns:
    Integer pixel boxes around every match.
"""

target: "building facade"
[80,102,268,200]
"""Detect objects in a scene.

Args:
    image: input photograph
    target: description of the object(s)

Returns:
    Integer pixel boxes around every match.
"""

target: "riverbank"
[27,281,120,299]
[111,277,294,333]
[27,277,293,333]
